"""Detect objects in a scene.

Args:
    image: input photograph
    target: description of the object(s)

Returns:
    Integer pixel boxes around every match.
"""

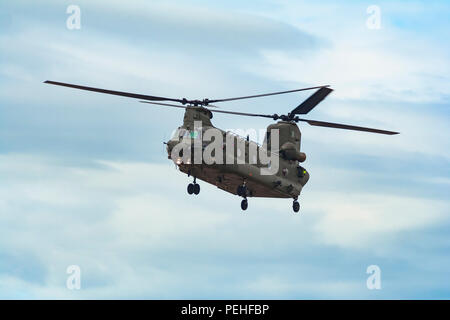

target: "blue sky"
[0,0,449,299]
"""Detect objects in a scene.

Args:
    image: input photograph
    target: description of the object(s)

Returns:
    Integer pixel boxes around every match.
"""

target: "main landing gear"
[187,177,200,195]
[237,183,248,211]
[293,198,300,213]
[236,184,247,197]
[241,199,248,210]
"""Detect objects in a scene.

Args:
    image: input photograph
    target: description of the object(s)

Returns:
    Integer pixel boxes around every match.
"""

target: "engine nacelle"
[280,142,306,162]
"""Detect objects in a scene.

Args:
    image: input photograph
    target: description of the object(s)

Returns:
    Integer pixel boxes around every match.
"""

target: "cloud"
[0,0,324,163]
[252,45,450,103]
[245,1,450,103]
[310,193,447,249]
[1,0,449,299]
[0,154,449,298]
[85,0,322,53]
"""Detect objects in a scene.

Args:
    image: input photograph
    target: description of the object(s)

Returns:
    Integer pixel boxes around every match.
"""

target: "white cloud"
[1,0,450,299]
[1,154,448,297]
[309,193,447,249]
[246,1,450,103]
[250,40,449,103]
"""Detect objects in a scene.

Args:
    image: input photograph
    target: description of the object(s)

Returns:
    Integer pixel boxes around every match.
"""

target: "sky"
[0,0,449,299]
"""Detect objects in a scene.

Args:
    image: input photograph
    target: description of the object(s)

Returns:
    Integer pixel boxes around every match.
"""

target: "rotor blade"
[140,101,273,118]
[298,118,399,135]
[208,85,330,104]
[290,87,333,115]
[210,109,274,119]
[139,101,189,109]
[44,80,185,103]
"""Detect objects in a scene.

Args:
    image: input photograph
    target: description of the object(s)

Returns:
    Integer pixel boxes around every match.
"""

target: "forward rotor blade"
[44,80,185,103]
[298,118,399,135]
[45,80,331,108]
[208,85,330,104]
[290,87,333,115]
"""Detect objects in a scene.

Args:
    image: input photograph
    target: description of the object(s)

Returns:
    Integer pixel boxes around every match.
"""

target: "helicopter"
[44,80,399,213]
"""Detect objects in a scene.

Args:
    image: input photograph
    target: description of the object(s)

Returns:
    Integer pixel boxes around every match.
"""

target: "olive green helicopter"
[44,80,399,213]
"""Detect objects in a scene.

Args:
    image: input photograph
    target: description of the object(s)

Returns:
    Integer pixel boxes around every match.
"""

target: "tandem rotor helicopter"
[44,80,399,213]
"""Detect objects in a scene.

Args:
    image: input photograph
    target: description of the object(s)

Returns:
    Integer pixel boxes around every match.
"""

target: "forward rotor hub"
[181,98,210,106]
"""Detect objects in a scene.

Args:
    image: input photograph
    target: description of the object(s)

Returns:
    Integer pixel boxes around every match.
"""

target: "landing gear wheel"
[241,199,248,211]
[293,200,300,213]
[187,183,194,195]
[193,183,200,195]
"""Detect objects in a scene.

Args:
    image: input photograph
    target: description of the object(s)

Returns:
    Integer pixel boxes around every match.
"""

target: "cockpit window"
[297,166,306,178]
[171,129,185,140]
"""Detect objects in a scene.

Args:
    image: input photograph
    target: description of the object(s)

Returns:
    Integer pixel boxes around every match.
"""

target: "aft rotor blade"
[140,101,273,119]
[208,85,330,104]
[211,109,274,119]
[139,101,189,109]
[298,118,399,135]
[44,80,185,103]
[290,87,333,115]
